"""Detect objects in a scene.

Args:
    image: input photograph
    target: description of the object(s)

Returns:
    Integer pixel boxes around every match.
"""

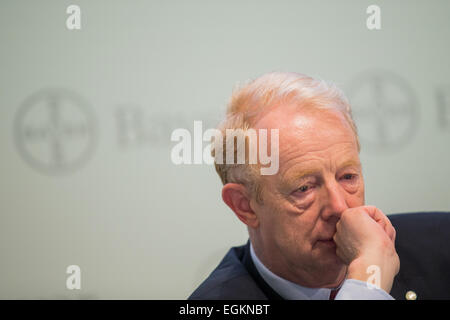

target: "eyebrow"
[282,160,361,187]
[282,168,320,188]
[337,160,362,171]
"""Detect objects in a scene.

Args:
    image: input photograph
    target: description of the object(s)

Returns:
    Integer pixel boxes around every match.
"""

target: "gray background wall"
[0,0,449,299]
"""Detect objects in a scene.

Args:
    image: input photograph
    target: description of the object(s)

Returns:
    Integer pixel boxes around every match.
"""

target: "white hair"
[213,71,359,202]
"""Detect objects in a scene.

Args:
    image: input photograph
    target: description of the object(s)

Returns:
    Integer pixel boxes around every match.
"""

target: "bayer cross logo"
[347,71,419,152]
[14,88,97,174]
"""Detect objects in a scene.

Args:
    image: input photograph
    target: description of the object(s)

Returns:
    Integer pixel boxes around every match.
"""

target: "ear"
[222,183,259,229]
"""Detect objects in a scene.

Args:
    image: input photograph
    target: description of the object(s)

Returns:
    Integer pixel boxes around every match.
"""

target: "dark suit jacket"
[189,212,450,300]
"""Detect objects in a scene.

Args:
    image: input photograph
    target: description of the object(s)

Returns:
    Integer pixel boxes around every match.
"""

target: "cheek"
[278,204,317,244]
[346,185,365,207]
[260,201,313,245]
[357,177,365,204]
[255,197,284,232]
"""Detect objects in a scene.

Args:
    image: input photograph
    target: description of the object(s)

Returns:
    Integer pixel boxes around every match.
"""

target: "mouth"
[316,239,336,247]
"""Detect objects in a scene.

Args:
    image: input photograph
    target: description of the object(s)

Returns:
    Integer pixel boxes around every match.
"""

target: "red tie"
[329,288,339,300]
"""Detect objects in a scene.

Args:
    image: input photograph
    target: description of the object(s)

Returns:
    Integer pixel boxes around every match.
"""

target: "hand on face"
[232,107,400,290]
[333,206,400,293]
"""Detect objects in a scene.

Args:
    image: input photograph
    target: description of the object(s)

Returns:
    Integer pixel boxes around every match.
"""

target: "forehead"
[254,103,356,147]
[253,104,359,176]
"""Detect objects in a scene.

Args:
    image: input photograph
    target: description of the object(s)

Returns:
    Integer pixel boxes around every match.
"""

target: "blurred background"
[0,0,449,299]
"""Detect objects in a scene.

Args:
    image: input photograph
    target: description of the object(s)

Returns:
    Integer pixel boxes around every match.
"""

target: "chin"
[320,256,346,281]
[313,246,345,270]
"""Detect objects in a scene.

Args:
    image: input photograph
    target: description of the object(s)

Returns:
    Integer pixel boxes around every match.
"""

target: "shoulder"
[390,212,450,299]
[188,244,267,300]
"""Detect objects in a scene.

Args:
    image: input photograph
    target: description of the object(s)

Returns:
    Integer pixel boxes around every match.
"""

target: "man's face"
[251,105,365,287]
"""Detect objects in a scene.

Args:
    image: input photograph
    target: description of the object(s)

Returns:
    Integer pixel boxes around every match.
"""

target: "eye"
[339,173,359,189]
[294,184,315,194]
[298,185,310,192]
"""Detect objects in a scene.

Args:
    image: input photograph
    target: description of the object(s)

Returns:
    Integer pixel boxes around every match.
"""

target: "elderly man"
[189,72,400,300]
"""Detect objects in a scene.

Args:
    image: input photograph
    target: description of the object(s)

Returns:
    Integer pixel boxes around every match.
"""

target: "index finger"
[363,205,395,242]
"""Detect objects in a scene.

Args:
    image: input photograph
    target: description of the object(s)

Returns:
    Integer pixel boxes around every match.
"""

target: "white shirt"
[250,242,394,300]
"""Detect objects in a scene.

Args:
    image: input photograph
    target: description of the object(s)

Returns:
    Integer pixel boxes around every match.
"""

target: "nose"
[320,180,348,221]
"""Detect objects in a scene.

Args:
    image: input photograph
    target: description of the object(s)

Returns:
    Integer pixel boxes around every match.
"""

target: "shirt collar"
[250,242,341,300]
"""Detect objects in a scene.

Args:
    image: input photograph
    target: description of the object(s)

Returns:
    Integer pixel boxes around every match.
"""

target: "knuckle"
[340,210,350,221]
[375,234,393,252]
[395,254,401,273]
[380,236,392,248]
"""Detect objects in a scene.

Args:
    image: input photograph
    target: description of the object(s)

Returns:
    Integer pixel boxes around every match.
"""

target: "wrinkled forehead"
[254,104,357,147]
[254,105,359,176]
